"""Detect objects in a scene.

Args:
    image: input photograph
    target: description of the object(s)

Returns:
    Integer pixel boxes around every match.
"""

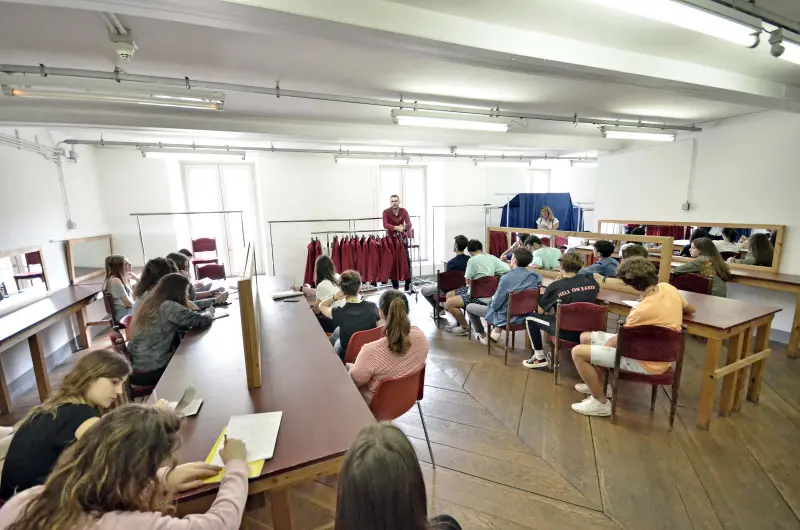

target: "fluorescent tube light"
[140,148,245,160]
[334,155,410,165]
[587,0,761,47]
[601,127,676,142]
[1,85,224,110]
[472,159,530,168]
[770,31,800,66]
[391,109,509,132]
[571,160,599,167]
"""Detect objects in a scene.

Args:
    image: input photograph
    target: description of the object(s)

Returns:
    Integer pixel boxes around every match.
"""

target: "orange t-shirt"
[624,283,687,373]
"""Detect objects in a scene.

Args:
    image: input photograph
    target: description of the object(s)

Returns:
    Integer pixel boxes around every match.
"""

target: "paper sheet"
[167,398,203,417]
[622,300,640,308]
[210,411,283,466]
[271,290,304,300]
[203,428,265,484]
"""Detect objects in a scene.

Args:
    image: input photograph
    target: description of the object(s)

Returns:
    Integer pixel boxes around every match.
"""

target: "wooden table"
[153,275,375,529]
[0,285,101,414]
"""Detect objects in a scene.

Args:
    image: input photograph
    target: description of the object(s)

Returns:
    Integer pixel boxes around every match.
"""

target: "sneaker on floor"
[450,326,469,336]
[489,328,502,342]
[571,395,612,417]
[522,357,550,369]
[574,383,612,398]
[444,323,458,332]
[476,332,490,345]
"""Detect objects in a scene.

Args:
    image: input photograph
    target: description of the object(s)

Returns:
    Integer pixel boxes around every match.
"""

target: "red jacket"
[366,236,381,283]
[379,236,395,283]
[392,235,410,281]
[304,239,316,286]
[382,207,412,236]
[331,236,341,273]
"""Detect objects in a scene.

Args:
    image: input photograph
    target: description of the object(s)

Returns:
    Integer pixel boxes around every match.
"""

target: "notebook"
[203,428,265,484]
[271,290,304,300]
[622,300,640,308]
[210,411,283,466]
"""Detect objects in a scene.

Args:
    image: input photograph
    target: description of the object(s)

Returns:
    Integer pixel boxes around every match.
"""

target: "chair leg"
[553,347,559,385]
[610,371,618,424]
[650,385,658,413]
[417,401,435,468]
[486,324,492,356]
[669,384,679,431]
[504,326,510,365]
[512,330,516,349]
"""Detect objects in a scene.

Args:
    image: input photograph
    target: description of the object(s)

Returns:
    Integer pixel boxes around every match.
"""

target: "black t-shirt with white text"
[332,301,380,353]
[540,274,599,313]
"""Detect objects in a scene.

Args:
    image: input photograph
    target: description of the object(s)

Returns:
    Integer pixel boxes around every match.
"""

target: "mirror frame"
[0,245,50,292]
[65,234,113,285]
[598,220,785,274]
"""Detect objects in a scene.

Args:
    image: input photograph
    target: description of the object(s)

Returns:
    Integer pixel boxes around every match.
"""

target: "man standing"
[382,194,413,291]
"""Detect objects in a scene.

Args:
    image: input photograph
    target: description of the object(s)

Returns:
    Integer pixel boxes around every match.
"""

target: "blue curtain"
[500,193,578,231]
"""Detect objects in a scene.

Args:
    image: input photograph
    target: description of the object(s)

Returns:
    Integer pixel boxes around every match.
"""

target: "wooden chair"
[344,325,384,364]
[607,325,686,430]
[369,365,434,467]
[190,237,219,276]
[466,276,499,340]
[13,251,45,290]
[102,291,130,330]
[719,251,738,261]
[551,302,608,384]
[197,263,226,280]
[670,273,712,295]
[487,289,540,365]
[432,270,466,327]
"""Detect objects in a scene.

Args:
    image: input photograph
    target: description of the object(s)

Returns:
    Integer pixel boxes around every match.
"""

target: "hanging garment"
[379,236,395,283]
[332,236,341,273]
[340,237,352,272]
[392,235,411,282]
[355,236,366,278]
[489,231,508,258]
[367,236,381,283]
[303,239,316,286]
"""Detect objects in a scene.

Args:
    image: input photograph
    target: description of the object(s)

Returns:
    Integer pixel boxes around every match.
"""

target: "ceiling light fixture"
[769,29,800,66]
[472,159,531,168]
[139,148,245,159]
[391,109,510,132]
[601,126,676,142]
[334,155,411,165]
[1,85,224,110]
[587,0,761,47]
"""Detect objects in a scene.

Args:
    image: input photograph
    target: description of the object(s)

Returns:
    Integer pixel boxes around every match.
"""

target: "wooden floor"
[6,293,800,529]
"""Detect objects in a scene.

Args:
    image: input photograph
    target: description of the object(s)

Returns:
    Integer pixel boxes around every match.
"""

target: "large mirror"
[598,220,784,273]
[66,234,113,284]
[0,246,50,316]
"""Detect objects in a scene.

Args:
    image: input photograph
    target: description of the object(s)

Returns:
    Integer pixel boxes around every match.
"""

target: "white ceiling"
[0,0,798,152]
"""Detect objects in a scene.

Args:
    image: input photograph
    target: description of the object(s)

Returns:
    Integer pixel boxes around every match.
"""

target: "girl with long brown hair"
[0,404,248,530]
[347,289,428,404]
[103,255,135,322]
[0,350,131,500]
[673,237,732,297]
[730,232,774,267]
[132,257,179,308]
[128,273,213,386]
[336,423,461,530]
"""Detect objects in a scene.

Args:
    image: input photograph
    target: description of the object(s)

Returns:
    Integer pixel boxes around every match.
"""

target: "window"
[378,166,427,260]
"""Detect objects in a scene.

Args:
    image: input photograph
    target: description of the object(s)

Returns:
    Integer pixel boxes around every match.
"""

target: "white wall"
[595,110,800,336]
[0,128,109,389]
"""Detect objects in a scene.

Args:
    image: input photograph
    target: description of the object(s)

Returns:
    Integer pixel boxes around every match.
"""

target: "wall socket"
[66,220,77,229]
[681,202,690,211]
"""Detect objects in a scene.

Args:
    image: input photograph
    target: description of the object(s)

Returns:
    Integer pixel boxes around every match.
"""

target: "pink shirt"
[0,460,249,530]
[349,327,429,403]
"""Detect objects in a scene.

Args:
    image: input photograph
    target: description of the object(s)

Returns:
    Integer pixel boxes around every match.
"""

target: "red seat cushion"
[617,367,675,386]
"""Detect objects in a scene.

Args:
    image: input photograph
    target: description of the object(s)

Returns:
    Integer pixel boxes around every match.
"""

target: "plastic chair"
[109,329,157,400]
[670,273,712,295]
[551,302,608,384]
[197,263,226,280]
[486,289,540,365]
[369,365,434,467]
[432,270,466,327]
[466,276,500,340]
[607,325,686,430]
[13,251,45,290]
[190,237,219,275]
[344,325,384,364]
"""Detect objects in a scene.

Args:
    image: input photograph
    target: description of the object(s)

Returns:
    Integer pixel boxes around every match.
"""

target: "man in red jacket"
[382,194,413,292]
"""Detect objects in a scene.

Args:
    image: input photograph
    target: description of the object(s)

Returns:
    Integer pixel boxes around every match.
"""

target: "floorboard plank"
[416,395,510,432]
[422,385,484,409]
[430,497,536,530]
[463,360,528,434]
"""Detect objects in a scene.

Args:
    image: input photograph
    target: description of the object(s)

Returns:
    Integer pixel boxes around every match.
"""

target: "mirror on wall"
[598,221,784,273]
[0,246,50,315]
[66,234,113,284]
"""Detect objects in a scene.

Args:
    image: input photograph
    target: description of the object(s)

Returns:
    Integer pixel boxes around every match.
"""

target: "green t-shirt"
[532,247,562,270]
[465,253,509,280]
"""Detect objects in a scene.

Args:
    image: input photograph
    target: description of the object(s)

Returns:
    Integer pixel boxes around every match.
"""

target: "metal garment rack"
[430,204,492,272]
[130,210,245,267]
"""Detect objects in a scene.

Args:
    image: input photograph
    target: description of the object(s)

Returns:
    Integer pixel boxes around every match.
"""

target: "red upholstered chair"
[487,289,540,365]
[13,251,45,290]
[432,270,466,327]
[197,263,226,281]
[670,273,711,295]
[190,237,219,275]
[607,325,686,429]
[555,236,569,250]
[551,302,608,384]
[541,237,551,247]
[466,276,500,340]
[109,330,156,400]
[369,365,434,467]
[344,325,384,364]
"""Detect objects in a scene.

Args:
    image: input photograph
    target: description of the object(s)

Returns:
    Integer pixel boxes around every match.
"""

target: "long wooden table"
[0,285,101,414]
[153,275,375,529]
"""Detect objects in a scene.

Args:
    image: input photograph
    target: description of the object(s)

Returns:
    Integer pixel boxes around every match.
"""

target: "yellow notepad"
[203,427,265,484]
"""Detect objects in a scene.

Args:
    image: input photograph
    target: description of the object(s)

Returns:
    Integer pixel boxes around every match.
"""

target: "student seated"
[729,232,774,267]
[128,273,214,386]
[422,235,469,314]
[466,248,540,345]
[0,350,131,500]
[593,244,649,294]
[523,235,562,270]
[166,252,228,310]
[292,255,343,333]
[348,290,428,403]
[570,257,694,417]
[577,240,619,278]
[680,228,708,257]
[102,255,135,322]
[523,252,599,369]
[444,239,509,336]
[673,237,732,297]
[319,270,380,360]
[0,404,248,529]
[713,228,740,254]
[178,248,216,294]
[132,257,179,311]
[619,226,646,254]
[336,423,462,530]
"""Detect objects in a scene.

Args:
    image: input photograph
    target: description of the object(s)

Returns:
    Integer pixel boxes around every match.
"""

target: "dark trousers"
[130,366,166,387]
[316,312,337,333]
[525,314,581,351]
[391,239,412,291]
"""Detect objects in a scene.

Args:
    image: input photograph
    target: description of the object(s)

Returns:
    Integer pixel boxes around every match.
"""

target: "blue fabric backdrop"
[500,193,580,231]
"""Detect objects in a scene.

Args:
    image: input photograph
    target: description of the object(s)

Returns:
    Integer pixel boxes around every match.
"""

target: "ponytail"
[383,296,411,354]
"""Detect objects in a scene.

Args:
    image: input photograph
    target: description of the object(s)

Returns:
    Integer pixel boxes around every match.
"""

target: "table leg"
[697,338,723,430]
[732,327,752,412]
[718,332,744,417]
[27,333,51,402]
[0,360,11,414]
[268,488,293,530]
[747,322,771,403]
[789,292,800,358]
[75,307,91,349]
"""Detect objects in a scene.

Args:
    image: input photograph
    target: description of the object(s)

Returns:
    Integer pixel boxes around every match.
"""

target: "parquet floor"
[6,293,800,529]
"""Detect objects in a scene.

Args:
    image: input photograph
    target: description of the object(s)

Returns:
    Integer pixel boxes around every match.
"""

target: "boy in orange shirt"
[570,257,695,417]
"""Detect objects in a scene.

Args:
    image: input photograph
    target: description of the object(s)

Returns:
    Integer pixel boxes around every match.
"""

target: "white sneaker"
[450,326,469,336]
[476,333,489,345]
[571,395,612,417]
[574,383,612,398]
[490,328,502,342]
[444,323,458,332]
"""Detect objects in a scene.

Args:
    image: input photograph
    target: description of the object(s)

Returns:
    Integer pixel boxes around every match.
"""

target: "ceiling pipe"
[713,0,800,36]
[62,139,598,161]
[0,64,701,132]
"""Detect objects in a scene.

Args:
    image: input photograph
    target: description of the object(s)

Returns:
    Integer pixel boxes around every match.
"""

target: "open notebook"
[203,412,283,483]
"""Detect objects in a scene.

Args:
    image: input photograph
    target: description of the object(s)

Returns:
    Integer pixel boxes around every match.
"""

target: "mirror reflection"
[0,247,49,315]
[67,235,113,284]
